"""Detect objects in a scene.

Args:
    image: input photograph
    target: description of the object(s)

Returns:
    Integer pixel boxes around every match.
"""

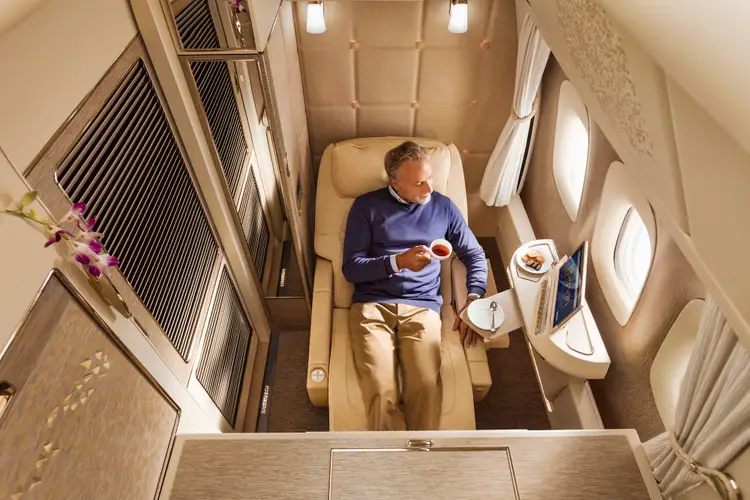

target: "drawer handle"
[0,381,16,421]
[406,439,433,450]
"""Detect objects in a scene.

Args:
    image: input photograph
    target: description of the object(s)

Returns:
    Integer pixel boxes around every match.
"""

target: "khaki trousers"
[349,302,442,431]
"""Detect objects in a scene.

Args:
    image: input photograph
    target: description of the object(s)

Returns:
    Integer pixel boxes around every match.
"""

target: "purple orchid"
[88,239,103,254]
[3,194,120,278]
[76,217,104,243]
[87,252,119,278]
[44,228,73,247]
[228,0,246,14]
[59,202,88,224]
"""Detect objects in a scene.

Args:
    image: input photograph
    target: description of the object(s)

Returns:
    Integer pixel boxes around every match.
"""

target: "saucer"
[467,298,504,333]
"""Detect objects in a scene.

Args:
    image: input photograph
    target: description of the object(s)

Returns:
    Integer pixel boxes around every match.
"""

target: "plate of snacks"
[516,248,551,275]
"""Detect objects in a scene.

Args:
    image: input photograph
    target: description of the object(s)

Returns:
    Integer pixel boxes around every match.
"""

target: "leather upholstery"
[308,136,490,430]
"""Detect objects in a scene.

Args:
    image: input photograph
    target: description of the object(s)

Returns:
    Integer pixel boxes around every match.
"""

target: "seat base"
[328,305,477,431]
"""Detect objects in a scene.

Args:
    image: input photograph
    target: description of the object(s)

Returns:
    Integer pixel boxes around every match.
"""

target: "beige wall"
[293,0,518,236]
[520,58,704,440]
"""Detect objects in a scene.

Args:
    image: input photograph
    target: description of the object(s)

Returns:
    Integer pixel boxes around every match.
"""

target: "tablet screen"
[553,242,586,328]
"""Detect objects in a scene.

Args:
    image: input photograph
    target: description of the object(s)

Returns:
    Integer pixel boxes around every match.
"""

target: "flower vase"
[87,272,131,319]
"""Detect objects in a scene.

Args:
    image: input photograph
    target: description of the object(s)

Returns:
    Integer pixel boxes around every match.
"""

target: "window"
[553,81,590,221]
[614,208,652,310]
[592,161,656,325]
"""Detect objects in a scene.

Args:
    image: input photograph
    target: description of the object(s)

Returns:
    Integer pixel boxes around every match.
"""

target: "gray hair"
[384,141,429,180]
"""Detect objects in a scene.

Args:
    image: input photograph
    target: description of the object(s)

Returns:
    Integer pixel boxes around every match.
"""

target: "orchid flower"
[87,252,120,278]
[44,228,73,247]
[59,202,87,225]
[228,0,246,13]
[3,193,120,278]
[76,217,104,242]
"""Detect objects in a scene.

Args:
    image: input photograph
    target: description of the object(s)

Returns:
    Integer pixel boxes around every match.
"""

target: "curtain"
[644,297,750,499]
[479,14,550,207]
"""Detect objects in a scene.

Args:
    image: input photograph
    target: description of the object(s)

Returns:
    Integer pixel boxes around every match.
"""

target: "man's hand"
[453,295,482,347]
[396,245,432,272]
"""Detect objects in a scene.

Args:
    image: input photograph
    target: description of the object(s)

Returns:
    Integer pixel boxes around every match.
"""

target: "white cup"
[429,239,453,261]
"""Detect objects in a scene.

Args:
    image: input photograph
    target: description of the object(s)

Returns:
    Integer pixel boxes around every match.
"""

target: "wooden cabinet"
[163,430,660,499]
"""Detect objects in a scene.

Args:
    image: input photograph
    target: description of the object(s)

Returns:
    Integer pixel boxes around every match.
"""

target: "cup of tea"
[429,239,453,261]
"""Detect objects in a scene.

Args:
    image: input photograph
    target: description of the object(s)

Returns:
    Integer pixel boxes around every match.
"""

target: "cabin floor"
[257,238,551,432]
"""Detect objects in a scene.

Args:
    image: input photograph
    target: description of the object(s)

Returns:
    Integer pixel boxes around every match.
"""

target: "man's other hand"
[396,246,432,272]
[453,295,482,347]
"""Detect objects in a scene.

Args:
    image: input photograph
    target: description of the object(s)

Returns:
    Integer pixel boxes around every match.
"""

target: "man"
[342,141,487,431]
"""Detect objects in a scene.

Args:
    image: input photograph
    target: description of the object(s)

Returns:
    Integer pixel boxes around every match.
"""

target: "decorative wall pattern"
[293,0,518,211]
[0,272,178,499]
[555,0,654,158]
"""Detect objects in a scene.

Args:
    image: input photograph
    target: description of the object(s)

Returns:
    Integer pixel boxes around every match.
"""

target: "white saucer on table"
[465,297,504,337]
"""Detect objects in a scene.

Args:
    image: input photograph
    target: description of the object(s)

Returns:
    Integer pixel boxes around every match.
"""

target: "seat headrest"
[330,137,454,199]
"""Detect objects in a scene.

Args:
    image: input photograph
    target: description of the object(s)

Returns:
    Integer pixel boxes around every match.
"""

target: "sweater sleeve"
[342,199,394,284]
[446,201,487,297]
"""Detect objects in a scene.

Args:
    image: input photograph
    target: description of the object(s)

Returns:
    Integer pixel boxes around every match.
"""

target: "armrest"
[451,258,494,402]
[307,258,333,407]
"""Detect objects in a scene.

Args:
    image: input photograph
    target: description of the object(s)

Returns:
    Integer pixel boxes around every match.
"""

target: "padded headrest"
[330,137,453,199]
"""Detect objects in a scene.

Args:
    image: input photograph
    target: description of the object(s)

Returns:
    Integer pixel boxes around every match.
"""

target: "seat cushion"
[328,305,476,431]
[330,138,453,199]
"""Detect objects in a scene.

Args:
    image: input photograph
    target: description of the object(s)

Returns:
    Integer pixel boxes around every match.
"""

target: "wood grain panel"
[169,434,651,499]
[520,57,704,440]
[330,448,517,499]
[0,270,178,499]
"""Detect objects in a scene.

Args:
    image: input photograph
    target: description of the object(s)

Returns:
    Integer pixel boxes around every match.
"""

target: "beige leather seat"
[306,137,496,431]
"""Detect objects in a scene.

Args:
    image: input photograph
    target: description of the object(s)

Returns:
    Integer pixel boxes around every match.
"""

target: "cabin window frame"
[592,161,657,326]
[613,206,653,312]
[552,80,590,222]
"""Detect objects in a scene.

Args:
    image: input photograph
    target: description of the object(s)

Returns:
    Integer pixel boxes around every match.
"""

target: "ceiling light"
[306,1,326,35]
[448,0,468,34]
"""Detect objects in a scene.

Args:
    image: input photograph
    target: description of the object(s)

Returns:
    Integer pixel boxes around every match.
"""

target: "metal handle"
[406,439,433,450]
[0,381,16,421]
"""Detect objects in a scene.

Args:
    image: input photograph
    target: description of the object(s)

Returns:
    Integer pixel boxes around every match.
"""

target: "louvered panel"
[56,59,219,361]
[176,0,249,199]
[175,0,219,50]
[190,60,248,197]
[197,266,253,425]
[238,166,270,278]
[177,0,270,281]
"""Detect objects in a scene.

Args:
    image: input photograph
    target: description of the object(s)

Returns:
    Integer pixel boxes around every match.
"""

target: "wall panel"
[0,0,137,170]
[521,58,704,439]
[294,0,518,235]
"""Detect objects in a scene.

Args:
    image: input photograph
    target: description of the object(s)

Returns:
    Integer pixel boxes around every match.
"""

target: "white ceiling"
[600,0,750,154]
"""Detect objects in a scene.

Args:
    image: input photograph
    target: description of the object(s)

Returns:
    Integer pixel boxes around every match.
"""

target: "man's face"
[391,159,434,205]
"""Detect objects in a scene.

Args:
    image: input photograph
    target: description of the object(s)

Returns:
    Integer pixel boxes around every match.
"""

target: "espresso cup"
[429,239,453,261]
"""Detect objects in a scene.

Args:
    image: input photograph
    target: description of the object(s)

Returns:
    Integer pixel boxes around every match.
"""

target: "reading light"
[306,1,326,35]
[448,0,468,34]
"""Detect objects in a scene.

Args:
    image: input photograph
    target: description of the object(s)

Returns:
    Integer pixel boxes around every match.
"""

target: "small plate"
[466,298,504,333]
[516,248,552,275]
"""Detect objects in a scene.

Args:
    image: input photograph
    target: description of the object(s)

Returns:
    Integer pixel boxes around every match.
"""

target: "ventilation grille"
[197,267,253,425]
[56,59,219,361]
[238,168,270,277]
[177,0,246,197]
[177,0,270,279]
[175,0,220,50]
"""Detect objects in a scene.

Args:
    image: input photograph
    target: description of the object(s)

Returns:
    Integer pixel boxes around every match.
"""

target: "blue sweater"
[342,187,487,313]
